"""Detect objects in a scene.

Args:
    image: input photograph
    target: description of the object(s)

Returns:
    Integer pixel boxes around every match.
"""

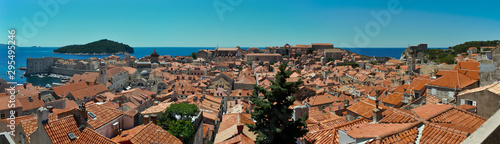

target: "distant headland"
[53,39,134,55]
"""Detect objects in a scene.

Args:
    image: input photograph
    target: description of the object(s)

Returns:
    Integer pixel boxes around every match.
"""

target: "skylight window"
[88,111,97,120]
[67,132,76,141]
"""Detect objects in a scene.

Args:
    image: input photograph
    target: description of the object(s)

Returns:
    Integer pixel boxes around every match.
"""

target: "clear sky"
[1,0,499,47]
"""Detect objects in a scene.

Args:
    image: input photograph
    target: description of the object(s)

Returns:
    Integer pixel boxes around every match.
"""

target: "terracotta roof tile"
[411,104,453,120]
[307,93,340,106]
[52,81,89,97]
[380,107,419,124]
[429,70,477,89]
[347,99,387,119]
[44,116,81,144]
[420,122,468,144]
[85,102,123,129]
[382,92,403,106]
[428,107,486,134]
[216,133,255,144]
[69,84,108,100]
[112,122,182,144]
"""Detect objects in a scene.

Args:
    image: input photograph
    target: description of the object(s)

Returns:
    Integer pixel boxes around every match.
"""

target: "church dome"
[141,70,149,76]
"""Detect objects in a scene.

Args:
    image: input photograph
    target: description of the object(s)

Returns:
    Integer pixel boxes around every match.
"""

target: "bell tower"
[99,62,107,86]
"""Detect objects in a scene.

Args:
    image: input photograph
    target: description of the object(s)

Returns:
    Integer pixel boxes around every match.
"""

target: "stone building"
[406,43,428,53]
[457,82,500,118]
[26,57,61,75]
[426,70,479,104]
[480,44,500,86]
[197,49,213,61]
[311,43,334,50]
[213,46,242,62]
[150,49,160,63]
[324,49,344,61]
[244,53,282,64]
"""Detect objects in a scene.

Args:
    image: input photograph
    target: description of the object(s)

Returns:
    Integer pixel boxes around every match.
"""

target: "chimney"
[46,105,53,113]
[236,123,244,134]
[375,90,381,99]
[343,99,349,109]
[373,99,382,123]
[37,107,49,125]
[150,114,157,124]
[154,101,160,106]
[144,115,150,124]
[372,108,382,123]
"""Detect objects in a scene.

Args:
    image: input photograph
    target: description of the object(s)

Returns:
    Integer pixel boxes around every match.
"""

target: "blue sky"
[1,0,499,47]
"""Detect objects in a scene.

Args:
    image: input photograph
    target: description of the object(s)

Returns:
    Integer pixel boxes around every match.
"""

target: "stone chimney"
[236,123,244,134]
[373,100,382,123]
[46,105,53,113]
[144,115,150,124]
[375,90,381,99]
[150,114,157,124]
[37,107,49,125]
[343,99,349,110]
[372,108,382,123]
[154,101,159,106]
[31,107,51,144]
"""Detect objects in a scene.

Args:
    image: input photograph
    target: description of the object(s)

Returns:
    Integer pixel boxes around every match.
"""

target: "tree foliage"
[306,48,313,55]
[191,52,197,59]
[157,103,198,144]
[53,39,134,54]
[427,40,500,64]
[451,40,500,54]
[247,61,308,144]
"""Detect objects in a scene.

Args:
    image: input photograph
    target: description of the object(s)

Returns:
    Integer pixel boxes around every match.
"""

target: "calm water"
[0,46,415,86]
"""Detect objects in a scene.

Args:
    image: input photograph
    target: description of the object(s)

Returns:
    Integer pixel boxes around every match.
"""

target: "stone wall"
[457,90,500,118]
[26,57,60,75]
[50,66,98,76]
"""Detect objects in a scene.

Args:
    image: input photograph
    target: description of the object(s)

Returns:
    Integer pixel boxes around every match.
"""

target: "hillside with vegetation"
[53,39,134,54]
[427,40,500,64]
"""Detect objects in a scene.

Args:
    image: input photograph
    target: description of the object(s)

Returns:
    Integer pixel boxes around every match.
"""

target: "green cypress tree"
[247,61,308,144]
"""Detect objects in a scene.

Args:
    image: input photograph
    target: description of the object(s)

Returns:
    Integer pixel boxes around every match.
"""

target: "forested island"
[53,39,134,55]
[427,40,500,64]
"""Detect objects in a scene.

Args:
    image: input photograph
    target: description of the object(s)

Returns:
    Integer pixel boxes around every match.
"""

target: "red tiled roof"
[347,99,387,119]
[218,113,254,133]
[216,133,255,144]
[44,116,81,144]
[412,104,453,120]
[111,122,182,144]
[52,81,89,97]
[420,122,468,144]
[366,127,419,144]
[382,92,403,106]
[85,102,123,129]
[302,118,370,144]
[345,122,420,139]
[70,84,108,100]
[428,70,477,89]
[428,108,486,134]
[379,107,419,123]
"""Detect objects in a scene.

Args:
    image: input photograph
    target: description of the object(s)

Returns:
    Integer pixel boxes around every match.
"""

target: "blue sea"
[0,47,412,86]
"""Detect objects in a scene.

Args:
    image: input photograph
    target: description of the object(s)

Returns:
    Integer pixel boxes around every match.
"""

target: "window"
[88,112,97,120]
[462,99,477,106]
[0,113,4,119]
[431,88,436,95]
